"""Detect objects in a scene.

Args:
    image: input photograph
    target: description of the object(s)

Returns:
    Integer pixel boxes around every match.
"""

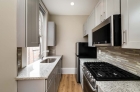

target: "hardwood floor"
[58,74,83,92]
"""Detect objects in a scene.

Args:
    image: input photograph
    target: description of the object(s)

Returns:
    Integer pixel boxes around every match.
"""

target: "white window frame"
[39,2,48,58]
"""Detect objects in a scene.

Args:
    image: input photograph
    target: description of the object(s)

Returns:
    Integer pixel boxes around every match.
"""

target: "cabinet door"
[100,0,104,22]
[95,0,102,26]
[48,22,56,46]
[47,79,55,92]
[106,0,113,18]
[83,24,86,36]
[83,21,88,36]
[54,64,59,92]
[58,59,62,81]
[106,0,120,19]
[55,72,60,92]
[121,0,140,49]
[17,0,26,47]
[88,9,95,46]
[102,0,106,21]
[26,0,39,47]
[87,18,91,36]
[18,80,45,92]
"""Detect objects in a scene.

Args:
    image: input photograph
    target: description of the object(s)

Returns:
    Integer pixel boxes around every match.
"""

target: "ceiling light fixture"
[70,2,74,6]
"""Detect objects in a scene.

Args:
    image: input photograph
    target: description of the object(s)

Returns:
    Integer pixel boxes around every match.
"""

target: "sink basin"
[41,58,56,63]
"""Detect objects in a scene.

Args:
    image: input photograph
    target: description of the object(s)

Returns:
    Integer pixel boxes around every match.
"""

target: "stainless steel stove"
[82,62,140,92]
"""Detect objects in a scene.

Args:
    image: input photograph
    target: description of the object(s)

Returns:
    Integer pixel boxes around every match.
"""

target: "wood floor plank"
[58,74,83,92]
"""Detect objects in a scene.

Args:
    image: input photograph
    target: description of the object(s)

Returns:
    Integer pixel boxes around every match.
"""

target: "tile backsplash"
[97,47,140,76]
[48,46,56,56]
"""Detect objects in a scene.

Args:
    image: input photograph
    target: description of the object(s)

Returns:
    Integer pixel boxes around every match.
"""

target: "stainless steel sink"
[40,58,56,63]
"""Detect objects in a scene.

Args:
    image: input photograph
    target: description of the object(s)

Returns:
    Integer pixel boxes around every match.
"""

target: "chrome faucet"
[41,55,44,60]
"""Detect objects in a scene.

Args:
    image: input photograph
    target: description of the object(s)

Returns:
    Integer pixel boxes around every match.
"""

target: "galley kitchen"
[1,0,140,92]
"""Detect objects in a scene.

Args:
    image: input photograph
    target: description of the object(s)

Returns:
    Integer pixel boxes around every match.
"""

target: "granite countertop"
[97,81,140,92]
[80,58,140,92]
[16,55,62,80]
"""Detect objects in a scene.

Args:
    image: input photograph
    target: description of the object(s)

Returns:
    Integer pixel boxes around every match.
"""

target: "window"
[27,9,45,65]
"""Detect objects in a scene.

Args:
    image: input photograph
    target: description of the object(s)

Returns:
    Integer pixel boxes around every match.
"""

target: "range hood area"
[92,14,122,47]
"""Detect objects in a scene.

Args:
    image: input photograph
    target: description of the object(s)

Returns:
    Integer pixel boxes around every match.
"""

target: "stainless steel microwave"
[92,14,121,47]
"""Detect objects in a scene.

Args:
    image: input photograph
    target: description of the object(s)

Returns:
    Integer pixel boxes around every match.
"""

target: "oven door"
[83,74,97,92]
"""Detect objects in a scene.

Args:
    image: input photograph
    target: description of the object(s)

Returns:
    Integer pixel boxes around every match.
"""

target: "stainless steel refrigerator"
[75,42,97,83]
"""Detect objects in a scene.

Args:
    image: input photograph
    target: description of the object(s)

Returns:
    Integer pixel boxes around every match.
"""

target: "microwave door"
[92,14,121,47]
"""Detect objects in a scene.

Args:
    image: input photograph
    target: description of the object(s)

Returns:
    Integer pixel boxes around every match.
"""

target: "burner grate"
[84,62,140,81]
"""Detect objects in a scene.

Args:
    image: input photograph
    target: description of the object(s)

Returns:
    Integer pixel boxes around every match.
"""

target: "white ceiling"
[42,0,99,15]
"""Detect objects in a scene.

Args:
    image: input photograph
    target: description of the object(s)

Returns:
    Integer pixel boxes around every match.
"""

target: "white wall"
[0,0,17,92]
[50,15,88,69]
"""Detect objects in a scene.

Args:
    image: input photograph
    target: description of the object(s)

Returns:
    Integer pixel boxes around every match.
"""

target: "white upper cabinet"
[95,0,120,26]
[87,9,95,46]
[106,0,120,18]
[83,0,120,46]
[17,0,39,47]
[121,0,140,49]
[47,22,56,46]
[95,0,103,26]
[83,9,95,46]
[83,21,87,36]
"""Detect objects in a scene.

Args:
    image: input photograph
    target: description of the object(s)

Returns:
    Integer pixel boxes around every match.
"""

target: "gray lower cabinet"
[55,59,62,92]
[55,76,59,92]
[58,59,62,83]
[55,68,59,92]
[17,59,62,92]
[47,78,55,92]
[47,59,62,92]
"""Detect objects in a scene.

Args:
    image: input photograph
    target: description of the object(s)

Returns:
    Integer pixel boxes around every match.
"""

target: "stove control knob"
[90,79,95,83]
[87,72,90,76]
[88,74,91,78]
[89,75,93,79]
[86,71,89,75]
[86,71,89,73]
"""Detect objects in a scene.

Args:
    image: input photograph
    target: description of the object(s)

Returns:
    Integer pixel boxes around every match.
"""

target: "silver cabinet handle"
[123,31,125,44]
[122,30,127,44]
[100,15,102,22]
[104,12,106,20]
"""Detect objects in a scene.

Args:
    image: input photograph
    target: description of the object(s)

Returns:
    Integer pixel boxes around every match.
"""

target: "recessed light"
[70,2,74,6]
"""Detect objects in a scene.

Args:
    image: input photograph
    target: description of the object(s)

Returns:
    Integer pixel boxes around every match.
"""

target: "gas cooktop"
[84,62,140,81]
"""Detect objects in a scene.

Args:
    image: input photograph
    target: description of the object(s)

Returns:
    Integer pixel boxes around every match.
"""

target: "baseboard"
[62,68,76,74]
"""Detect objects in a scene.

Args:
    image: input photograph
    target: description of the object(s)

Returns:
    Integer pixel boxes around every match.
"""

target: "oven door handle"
[83,73,97,92]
